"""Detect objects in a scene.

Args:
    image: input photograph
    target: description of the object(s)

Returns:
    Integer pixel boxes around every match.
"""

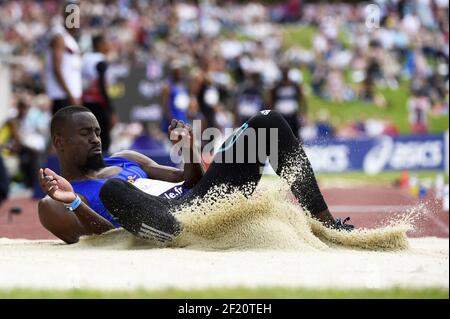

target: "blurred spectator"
[0,0,448,173]
[382,117,400,136]
[0,97,49,189]
[365,117,388,137]
[326,67,348,102]
[352,116,367,136]
[300,117,318,142]
[235,70,264,125]
[0,155,9,205]
[272,0,303,23]
[311,61,327,98]
[315,109,335,139]
[191,56,223,130]
[361,54,381,102]
[161,61,191,130]
[45,2,82,114]
[271,66,307,139]
[408,88,431,134]
[82,34,115,153]
[130,122,168,154]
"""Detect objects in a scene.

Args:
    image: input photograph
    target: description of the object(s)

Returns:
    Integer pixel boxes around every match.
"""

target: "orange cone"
[400,170,409,188]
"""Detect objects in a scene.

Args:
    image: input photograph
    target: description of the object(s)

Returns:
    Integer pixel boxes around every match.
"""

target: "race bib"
[174,93,190,110]
[275,100,298,114]
[238,102,259,116]
[133,178,188,199]
[204,87,219,106]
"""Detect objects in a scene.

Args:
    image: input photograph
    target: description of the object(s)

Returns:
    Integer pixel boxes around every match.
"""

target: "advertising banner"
[303,134,446,174]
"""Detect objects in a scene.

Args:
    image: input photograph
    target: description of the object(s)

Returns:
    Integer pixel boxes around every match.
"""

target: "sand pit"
[0,181,448,291]
[0,237,448,290]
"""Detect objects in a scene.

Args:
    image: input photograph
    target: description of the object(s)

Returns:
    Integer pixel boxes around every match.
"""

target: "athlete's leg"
[281,113,300,139]
[99,178,182,242]
[181,110,332,223]
[99,110,334,242]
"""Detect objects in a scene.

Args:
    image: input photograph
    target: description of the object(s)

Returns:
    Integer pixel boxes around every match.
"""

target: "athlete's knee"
[265,110,286,123]
[247,110,287,129]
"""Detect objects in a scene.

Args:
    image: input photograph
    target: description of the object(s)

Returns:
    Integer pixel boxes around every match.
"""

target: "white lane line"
[425,210,450,235]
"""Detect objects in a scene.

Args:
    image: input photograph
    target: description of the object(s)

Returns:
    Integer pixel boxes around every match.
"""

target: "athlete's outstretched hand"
[168,119,193,148]
[39,168,76,204]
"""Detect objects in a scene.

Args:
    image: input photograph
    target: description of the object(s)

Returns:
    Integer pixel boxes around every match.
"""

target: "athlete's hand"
[39,168,77,204]
[168,119,193,148]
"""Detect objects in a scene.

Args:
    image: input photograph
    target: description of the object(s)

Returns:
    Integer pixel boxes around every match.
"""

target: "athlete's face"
[58,112,105,171]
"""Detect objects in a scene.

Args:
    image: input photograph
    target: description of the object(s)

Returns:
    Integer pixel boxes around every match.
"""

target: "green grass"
[0,287,447,299]
[307,76,449,134]
[281,25,317,50]
[263,170,448,187]
[429,114,450,133]
[281,24,351,51]
[280,25,449,134]
[315,170,449,186]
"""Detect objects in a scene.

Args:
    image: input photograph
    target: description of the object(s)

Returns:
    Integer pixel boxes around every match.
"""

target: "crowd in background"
[0,0,448,195]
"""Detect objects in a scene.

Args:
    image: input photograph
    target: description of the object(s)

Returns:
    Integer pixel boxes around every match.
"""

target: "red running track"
[0,186,448,241]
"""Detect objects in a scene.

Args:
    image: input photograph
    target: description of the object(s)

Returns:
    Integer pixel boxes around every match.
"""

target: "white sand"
[0,180,447,291]
[0,237,448,290]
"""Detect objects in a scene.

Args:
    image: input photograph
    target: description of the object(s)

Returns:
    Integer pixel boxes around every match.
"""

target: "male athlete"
[39,106,353,244]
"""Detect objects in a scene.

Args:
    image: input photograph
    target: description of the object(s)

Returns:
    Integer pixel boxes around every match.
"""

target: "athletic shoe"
[333,217,354,231]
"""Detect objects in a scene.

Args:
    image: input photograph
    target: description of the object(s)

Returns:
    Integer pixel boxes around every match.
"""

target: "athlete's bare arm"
[112,150,185,183]
[113,119,204,188]
[38,168,114,244]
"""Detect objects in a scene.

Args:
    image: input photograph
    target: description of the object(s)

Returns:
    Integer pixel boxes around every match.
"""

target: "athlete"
[45,2,82,114]
[81,34,115,153]
[39,106,353,244]
[270,66,307,139]
[38,106,203,243]
[235,70,264,125]
[161,62,191,129]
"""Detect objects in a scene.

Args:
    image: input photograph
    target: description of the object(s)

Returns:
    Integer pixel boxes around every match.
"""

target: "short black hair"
[50,105,92,137]
[92,34,105,51]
